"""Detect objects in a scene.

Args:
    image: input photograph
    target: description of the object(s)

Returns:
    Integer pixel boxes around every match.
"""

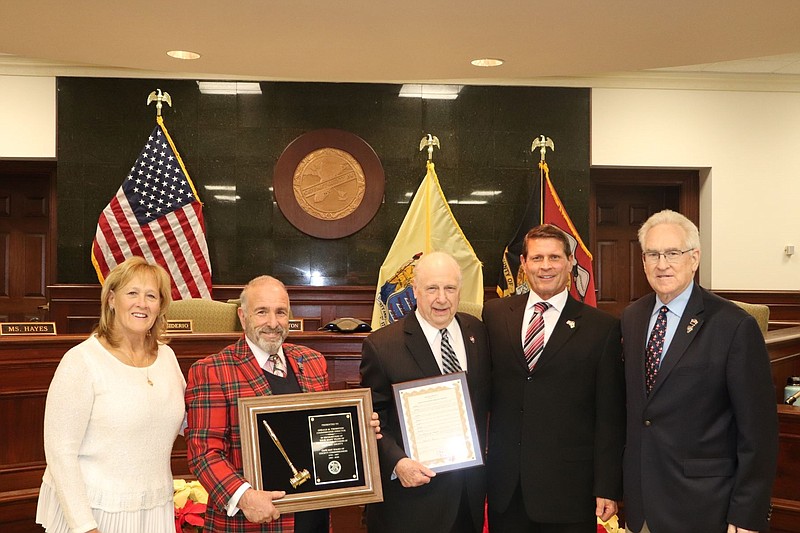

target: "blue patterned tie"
[645,306,669,395]
[440,329,462,374]
[523,302,550,371]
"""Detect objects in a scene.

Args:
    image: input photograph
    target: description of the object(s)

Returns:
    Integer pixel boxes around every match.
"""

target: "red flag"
[91,116,212,300]
[541,161,597,306]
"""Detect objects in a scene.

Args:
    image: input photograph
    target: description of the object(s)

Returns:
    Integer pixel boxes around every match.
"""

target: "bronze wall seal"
[274,129,384,239]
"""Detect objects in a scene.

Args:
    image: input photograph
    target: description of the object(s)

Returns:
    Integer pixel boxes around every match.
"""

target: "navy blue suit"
[622,285,778,533]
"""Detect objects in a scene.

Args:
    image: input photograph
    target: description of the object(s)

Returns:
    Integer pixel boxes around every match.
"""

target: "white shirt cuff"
[227,482,251,516]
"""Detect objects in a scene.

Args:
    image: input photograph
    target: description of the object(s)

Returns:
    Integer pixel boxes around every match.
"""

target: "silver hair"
[638,209,700,250]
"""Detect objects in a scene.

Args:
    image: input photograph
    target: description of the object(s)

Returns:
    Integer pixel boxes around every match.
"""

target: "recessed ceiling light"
[471,58,504,67]
[167,50,201,60]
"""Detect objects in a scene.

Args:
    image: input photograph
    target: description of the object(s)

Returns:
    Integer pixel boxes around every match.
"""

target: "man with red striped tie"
[483,224,625,533]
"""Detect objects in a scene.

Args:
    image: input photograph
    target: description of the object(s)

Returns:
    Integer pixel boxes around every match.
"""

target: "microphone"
[786,390,800,405]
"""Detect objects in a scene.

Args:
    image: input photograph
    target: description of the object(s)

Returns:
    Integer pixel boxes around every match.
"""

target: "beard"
[246,324,287,355]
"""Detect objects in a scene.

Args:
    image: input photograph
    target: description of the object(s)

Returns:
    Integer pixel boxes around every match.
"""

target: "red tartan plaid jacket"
[185,336,329,532]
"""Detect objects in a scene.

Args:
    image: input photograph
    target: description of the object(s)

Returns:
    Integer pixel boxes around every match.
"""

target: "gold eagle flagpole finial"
[146,89,172,117]
[419,133,440,161]
[531,135,554,162]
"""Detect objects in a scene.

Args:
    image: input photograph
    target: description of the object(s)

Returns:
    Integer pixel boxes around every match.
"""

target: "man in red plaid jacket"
[185,276,330,532]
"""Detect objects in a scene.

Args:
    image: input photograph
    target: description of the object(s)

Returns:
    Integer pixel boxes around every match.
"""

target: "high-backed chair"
[166,299,242,333]
[731,300,770,335]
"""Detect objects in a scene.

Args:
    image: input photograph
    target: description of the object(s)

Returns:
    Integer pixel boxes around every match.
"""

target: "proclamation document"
[392,372,483,473]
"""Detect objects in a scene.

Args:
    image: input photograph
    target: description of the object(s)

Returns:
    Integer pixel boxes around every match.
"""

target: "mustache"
[257,325,286,336]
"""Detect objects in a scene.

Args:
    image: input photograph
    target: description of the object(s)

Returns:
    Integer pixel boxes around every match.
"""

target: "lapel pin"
[566,320,576,329]
[469,335,475,344]
[686,318,698,333]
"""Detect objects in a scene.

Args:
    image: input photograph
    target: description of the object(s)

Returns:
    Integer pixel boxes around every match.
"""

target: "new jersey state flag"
[91,116,212,300]
[371,161,483,329]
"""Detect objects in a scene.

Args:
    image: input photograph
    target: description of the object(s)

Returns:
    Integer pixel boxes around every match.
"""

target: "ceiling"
[3,0,800,90]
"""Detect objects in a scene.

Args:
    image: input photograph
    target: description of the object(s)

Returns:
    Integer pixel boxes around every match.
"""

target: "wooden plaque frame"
[238,388,383,513]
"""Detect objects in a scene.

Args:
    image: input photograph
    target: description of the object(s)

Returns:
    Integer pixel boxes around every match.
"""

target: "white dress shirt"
[520,288,568,362]
[414,309,468,373]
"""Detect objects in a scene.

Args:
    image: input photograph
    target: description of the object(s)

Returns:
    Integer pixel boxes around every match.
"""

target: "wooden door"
[590,169,699,318]
[0,161,56,322]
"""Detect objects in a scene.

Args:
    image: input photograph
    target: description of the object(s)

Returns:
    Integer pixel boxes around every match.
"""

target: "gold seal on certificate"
[391,372,483,473]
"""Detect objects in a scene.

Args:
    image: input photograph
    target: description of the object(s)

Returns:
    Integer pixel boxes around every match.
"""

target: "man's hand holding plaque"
[394,457,436,488]
[391,372,483,474]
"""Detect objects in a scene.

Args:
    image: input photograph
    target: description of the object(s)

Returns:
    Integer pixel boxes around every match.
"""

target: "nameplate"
[289,319,304,331]
[1,322,57,336]
[166,319,193,333]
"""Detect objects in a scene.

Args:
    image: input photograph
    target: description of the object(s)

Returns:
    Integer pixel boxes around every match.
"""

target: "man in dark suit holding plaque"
[622,210,777,533]
[483,224,625,533]
[360,251,491,533]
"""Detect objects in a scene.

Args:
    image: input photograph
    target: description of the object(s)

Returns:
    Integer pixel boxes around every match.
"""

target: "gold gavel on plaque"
[262,420,311,488]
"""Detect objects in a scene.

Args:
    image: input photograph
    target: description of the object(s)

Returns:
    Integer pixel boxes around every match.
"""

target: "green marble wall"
[57,78,590,287]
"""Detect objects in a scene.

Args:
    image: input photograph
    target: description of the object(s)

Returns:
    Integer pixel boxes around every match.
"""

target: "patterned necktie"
[645,306,669,395]
[440,328,462,374]
[267,353,285,377]
[523,301,550,371]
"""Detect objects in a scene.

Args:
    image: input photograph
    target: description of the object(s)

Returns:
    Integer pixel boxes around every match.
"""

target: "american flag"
[91,117,212,300]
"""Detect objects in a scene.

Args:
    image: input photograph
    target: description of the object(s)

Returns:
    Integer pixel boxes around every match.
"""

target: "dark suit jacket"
[621,285,778,533]
[359,311,491,533]
[482,293,625,523]
[185,337,329,533]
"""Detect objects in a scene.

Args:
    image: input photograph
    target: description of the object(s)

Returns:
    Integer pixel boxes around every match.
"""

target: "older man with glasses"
[621,210,778,533]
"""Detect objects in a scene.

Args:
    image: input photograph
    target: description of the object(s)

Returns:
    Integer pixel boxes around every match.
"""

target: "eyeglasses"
[642,249,695,264]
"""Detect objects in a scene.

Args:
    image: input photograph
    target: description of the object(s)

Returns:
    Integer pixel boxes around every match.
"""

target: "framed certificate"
[238,388,383,513]
[392,372,483,473]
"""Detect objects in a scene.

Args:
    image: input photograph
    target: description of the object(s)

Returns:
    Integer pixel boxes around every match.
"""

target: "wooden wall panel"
[715,290,800,330]
[23,234,45,298]
[772,406,800,533]
[48,285,378,335]
[0,232,8,299]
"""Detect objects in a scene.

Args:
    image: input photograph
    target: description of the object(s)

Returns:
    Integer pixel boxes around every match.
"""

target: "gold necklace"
[119,350,154,386]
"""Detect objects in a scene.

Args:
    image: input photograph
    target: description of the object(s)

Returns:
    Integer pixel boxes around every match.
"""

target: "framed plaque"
[238,388,382,513]
[392,372,483,473]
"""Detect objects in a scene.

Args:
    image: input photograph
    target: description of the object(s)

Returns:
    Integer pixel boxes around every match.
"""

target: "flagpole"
[531,135,554,225]
[419,134,440,251]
